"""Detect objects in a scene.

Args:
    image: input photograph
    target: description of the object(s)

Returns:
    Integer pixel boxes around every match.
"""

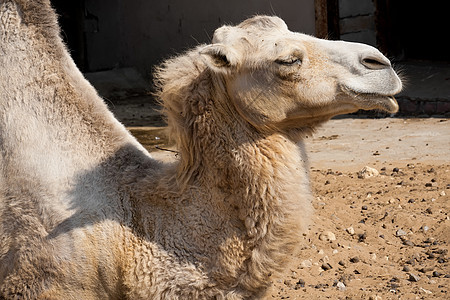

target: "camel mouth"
[358,94,399,114]
[342,88,399,114]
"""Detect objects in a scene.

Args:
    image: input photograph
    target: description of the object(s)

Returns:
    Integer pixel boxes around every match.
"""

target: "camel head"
[200,16,402,131]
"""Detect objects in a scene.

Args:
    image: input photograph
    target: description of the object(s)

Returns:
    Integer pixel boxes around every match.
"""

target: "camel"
[0,1,402,299]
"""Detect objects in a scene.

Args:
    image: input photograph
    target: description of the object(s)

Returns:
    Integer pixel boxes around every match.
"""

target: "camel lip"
[342,88,400,114]
[357,94,399,114]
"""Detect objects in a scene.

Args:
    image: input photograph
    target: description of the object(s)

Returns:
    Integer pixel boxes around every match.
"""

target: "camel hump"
[0,0,59,43]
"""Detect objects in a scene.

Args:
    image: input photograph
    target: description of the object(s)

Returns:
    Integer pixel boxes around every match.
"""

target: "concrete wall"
[338,0,376,46]
[84,0,315,77]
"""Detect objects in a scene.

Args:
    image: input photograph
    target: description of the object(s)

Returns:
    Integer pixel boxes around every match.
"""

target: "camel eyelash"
[275,57,302,66]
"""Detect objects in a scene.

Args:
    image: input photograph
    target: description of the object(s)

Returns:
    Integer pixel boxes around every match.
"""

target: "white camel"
[0,1,402,299]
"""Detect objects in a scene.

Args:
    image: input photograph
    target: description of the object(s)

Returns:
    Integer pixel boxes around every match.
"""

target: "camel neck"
[171,98,312,286]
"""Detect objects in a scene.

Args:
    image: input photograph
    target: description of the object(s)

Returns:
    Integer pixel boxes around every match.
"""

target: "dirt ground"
[123,116,449,300]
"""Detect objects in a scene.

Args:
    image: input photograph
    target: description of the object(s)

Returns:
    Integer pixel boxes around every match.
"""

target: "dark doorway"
[51,0,87,71]
[376,0,449,62]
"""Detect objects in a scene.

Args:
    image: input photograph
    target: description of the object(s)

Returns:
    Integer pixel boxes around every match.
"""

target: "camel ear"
[200,44,239,72]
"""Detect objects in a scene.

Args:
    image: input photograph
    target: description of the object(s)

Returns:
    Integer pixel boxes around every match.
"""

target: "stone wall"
[338,0,376,46]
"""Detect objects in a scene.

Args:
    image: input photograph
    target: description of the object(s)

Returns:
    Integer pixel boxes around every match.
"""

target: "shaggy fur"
[0,1,402,299]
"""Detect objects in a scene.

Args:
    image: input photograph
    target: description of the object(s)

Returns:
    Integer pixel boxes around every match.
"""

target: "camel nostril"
[361,56,391,70]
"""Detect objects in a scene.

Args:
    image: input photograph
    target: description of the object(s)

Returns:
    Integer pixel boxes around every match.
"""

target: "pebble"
[336,281,346,291]
[321,263,332,271]
[358,232,367,242]
[361,205,368,210]
[319,231,336,241]
[358,166,379,179]
[350,256,360,263]
[419,287,432,294]
[402,265,411,272]
[300,259,312,269]
[419,266,433,273]
[346,226,355,235]
[403,240,415,247]
[283,279,293,288]
[409,273,421,282]
[294,279,305,289]
[396,229,407,236]
[433,271,442,277]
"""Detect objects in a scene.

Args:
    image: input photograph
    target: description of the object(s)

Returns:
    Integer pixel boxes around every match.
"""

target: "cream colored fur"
[0,1,402,299]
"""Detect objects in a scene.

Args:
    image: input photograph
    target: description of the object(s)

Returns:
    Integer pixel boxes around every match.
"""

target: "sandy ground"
[123,117,449,300]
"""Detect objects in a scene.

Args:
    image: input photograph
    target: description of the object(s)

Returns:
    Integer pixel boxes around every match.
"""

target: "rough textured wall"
[338,0,376,46]
[84,0,315,77]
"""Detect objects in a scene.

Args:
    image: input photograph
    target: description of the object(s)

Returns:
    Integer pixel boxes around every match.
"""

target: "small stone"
[425,207,433,214]
[440,191,446,196]
[390,277,399,282]
[409,273,421,282]
[408,198,415,203]
[294,279,305,289]
[393,167,400,173]
[361,205,368,210]
[396,229,407,237]
[319,231,336,241]
[321,263,332,271]
[432,271,441,277]
[350,257,360,263]
[403,240,415,247]
[419,287,432,294]
[300,259,312,269]
[368,296,382,300]
[346,226,355,235]
[336,281,346,291]
[283,279,293,288]
[422,225,430,232]
[419,266,433,273]
[338,260,346,267]
[358,166,379,179]
[358,232,367,242]
[402,265,411,272]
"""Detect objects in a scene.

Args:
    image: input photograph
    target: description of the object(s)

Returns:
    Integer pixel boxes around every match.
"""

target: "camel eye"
[275,57,302,66]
